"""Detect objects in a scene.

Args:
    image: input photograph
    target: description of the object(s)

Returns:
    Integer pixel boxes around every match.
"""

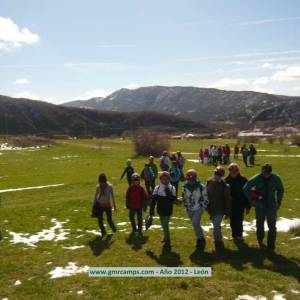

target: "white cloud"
[208,78,249,89]
[253,76,270,85]
[271,66,300,82]
[230,17,300,26]
[74,89,111,100]
[0,16,39,51]
[14,78,30,85]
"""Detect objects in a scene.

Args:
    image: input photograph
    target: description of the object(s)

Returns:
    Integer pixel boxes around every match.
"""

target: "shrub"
[133,130,170,157]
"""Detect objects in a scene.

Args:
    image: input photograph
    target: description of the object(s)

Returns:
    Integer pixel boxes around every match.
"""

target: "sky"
[0,0,300,103]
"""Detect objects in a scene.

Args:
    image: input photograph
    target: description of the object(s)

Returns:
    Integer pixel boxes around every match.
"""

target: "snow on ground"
[52,155,79,160]
[0,143,46,151]
[0,184,64,194]
[62,245,85,250]
[14,280,22,286]
[9,218,70,247]
[49,262,89,279]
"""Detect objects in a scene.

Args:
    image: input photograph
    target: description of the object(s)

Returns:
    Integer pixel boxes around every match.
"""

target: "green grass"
[0,139,299,300]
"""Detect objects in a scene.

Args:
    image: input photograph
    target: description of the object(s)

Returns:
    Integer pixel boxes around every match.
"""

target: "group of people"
[199,144,231,165]
[240,144,257,167]
[92,149,284,252]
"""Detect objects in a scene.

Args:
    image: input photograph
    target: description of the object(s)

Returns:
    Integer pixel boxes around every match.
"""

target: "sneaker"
[196,238,206,251]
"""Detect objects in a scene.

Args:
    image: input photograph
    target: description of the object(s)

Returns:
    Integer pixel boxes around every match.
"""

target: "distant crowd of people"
[91,145,284,253]
[199,143,257,167]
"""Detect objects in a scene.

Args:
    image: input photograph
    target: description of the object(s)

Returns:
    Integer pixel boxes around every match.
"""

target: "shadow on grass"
[126,233,149,251]
[88,234,115,257]
[146,243,183,267]
[190,241,300,283]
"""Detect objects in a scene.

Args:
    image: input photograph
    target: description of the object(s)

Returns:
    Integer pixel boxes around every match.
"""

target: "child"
[92,173,117,236]
[150,172,176,248]
[120,159,135,186]
[160,151,170,171]
[206,166,232,250]
[126,173,148,236]
[141,163,155,195]
[182,169,209,251]
[149,156,158,191]
[168,161,181,198]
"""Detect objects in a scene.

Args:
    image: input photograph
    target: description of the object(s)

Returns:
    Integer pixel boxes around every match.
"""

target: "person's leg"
[255,205,266,247]
[231,207,244,238]
[151,179,156,192]
[160,215,170,242]
[97,207,106,235]
[105,207,116,232]
[172,181,179,198]
[189,209,206,250]
[137,208,143,234]
[266,209,277,250]
[212,214,223,242]
[145,181,151,195]
[129,209,137,233]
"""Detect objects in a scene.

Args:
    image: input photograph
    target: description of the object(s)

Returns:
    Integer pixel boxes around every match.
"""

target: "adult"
[126,173,148,236]
[150,172,176,247]
[225,163,250,241]
[92,173,117,236]
[234,144,239,160]
[206,166,232,250]
[243,164,284,251]
[182,169,209,251]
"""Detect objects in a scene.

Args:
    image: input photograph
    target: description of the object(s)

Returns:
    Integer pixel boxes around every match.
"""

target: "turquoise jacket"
[243,173,284,209]
[168,167,181,183]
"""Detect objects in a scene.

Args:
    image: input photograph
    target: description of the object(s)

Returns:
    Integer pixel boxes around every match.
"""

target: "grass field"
[0,138,299,300]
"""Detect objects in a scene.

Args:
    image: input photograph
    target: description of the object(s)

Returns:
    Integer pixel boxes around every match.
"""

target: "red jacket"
[126,185,148,210]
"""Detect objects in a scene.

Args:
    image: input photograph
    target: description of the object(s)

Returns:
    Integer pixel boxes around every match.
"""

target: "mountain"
[63,86,300,128]
[0,95,205,136]
[63,97,104,109]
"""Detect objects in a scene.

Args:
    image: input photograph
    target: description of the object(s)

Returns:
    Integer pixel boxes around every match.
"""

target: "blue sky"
[1,0,300,103]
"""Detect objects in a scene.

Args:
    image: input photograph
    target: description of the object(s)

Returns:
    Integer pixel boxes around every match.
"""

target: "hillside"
[0,95,205,136]
[63,86,300,128]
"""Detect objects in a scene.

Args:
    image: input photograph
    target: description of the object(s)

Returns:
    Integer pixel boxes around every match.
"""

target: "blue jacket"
[168,167,181,183]
[243,173,284,209]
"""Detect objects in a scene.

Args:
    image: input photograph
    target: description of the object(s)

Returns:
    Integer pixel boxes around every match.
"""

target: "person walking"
[120,159,135,186]
[241,145,249,167]
[225,163,250,241]
[92,173,117,236]
[160,151,170,171]
[126,173,148,236]
[182,169,209,251]
[243,164,284,251]
[169,160,181,198]
[249,144,257,166]
[206,166,232,250]
[234,144,239,160]
[141,163,155,195]
[150,172,176,248]
[149,155,158,191]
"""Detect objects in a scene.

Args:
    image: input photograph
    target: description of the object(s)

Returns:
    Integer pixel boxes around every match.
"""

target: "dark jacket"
[121,166,134,182]
[225,174,250,211]
[206,178,232,217]
[150,184,176,216]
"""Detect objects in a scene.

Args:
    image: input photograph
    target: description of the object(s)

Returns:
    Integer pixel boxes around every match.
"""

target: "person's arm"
[201,186,209,210]
[141,169,145,180]
[224,184,232,218]
[243,176,258,206]
[120,167,126,180]
[149,194,157,216]
[242,178,251,211]
[93,186,99,203]
[275,175,284,209]
[110,187,116,210]
[126,188,130,209]
[142,187,148,212]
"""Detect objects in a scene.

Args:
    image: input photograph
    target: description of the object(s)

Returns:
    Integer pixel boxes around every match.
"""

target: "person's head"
[126,159,132,166]
[98,173,107,188]
[149,155,154,162]
[172,160,177,167]
[214,166,225,180]
[131,173,141,185]
[261,164,272,178]
[163,150,168,156]
[186,169,197,186]
[159,171,170,185]
[228,163,240,178]
[177,151,181,157]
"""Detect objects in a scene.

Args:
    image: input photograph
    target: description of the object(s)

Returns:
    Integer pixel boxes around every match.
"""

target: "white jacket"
[182,183,209,212]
